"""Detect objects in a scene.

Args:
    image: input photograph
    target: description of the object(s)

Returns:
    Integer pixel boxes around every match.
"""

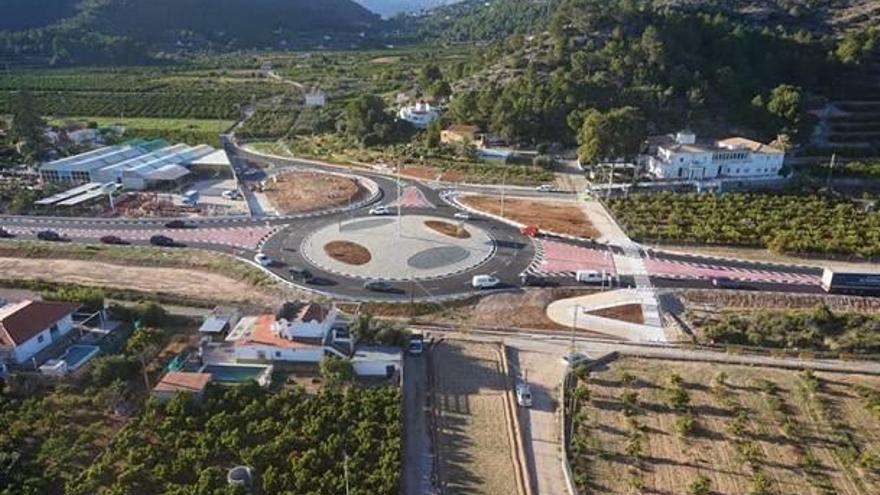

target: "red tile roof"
[0,300,80,347]
[153,372,212,394]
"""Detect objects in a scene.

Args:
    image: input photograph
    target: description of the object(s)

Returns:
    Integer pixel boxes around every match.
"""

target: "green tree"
[577,107,646,164]
[766,84,803,135]
[9,91,48,163]
[320,356,354,386]
[344,95,397,145]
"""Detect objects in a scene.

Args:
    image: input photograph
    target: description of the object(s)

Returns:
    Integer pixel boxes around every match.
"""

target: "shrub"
[674,414,696,437]
[320,356,354,386]
[688,474,712,495]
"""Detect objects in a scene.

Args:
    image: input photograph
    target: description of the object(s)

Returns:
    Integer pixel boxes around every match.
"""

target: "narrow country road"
[403,353,436,495]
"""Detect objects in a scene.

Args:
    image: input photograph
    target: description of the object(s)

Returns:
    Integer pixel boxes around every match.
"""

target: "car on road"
[536,184,557,192]
[453,212,471,221]
[515,383,533,407]
[408,334,425,355]
[561,351,590,366]
[37,230,65,242]
[711,277,755,290]
[0,227,13,238]
[364,280,395,292]
[149,235,176,247]
[369,205,392,216]
[520,273,554,287]
[100,235,129,245]
[472,274,501,289]
[164,220,193,229]
[289,266,315,283]
[576,269,610,284]
[254,253,273,267]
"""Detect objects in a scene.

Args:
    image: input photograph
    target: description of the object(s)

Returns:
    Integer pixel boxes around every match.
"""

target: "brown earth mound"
[264,171,365,214]
[324,241,371,265]
[425,220,471,239]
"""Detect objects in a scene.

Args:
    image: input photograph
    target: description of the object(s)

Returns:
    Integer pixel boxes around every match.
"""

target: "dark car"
[364,280,395,292]
[0,227,13,238]
[37,230,65,242]
[520,274,555,287]
[289,266,315,283]
[100,235,129,245]
[150,235,176,247]
[711,277,755,290]
[163,220,192,229]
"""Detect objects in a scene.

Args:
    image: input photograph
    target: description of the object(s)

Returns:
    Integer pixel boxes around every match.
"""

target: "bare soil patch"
[460,194,599,239]
[400,165,465,183]
[324,241,371,265]
[0,257,280,307]
[571,357,880,495]
[263,171,365,214]
[425,220,470,239]
[587,303,645,324]
[432,340,519,495]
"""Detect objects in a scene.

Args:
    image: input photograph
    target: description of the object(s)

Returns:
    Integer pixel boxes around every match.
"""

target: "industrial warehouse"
[39,139,230,191]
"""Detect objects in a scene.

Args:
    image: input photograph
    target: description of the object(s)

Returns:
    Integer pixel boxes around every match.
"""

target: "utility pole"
[397,162,402,237]
[826,153,837,190]
[344,452,351,495]
[570,304,579,353]
[500,169,507,218]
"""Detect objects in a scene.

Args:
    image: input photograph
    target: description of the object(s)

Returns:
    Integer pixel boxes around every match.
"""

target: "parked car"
[515,383,533,407]
[0,227,13,238]
[369,205,392,216]
[289,266,315,283]
[364,280,395,292]
[37,230,65,242]
[149,235,176,247]
[408,334,425,356]
[472,275,501,289]
[100,235,128,245]
[453,212,471,220]
[561,351,589,366]
[254,253,273,267]
[221,189,241,200]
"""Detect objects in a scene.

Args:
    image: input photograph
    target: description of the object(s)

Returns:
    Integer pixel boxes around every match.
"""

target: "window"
[37,335,45,343]
[275,351,281,358]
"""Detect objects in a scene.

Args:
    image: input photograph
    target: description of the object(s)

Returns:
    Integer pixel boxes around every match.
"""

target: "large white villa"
[644,131,785,181]
[398,100,440,128]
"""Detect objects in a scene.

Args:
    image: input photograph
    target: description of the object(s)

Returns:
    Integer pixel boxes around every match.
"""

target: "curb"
[499,343,534,495]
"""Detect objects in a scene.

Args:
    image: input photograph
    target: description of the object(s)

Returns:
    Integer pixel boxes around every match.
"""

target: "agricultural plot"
[47,116,234,147]
[608,192,880,258]
[568,358,880,495]
[432,340,521,495]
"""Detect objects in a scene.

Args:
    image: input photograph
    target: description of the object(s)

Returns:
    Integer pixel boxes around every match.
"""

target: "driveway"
[403,353,436,494]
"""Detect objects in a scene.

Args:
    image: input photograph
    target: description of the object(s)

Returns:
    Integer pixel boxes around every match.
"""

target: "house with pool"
[0,300,81,367]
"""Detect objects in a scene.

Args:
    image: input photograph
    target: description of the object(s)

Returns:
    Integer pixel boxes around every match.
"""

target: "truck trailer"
[820,268,880,296]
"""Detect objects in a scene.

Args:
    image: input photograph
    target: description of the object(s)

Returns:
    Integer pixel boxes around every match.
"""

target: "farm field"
[432,340,522,495]
[608,192,880,258]
[568,358,880,495]
[47,116,234,146]
[460,194,599,239]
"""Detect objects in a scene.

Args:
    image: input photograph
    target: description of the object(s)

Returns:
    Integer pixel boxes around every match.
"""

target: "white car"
[254,253,273,267]
[575,269,609,284]
[472,275,501,289]
[221,189,241,200]
[561,351,590,366]
[369,206,392,216]
[536,184,557,192]
[515,383,533,407]
[454,212,471,221]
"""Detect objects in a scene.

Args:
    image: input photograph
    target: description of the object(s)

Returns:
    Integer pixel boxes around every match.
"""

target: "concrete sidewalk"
[546,290,666,342]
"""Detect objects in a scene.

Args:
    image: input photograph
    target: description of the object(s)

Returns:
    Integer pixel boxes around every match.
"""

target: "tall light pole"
[397,162,403,237]
[500,169,507,218]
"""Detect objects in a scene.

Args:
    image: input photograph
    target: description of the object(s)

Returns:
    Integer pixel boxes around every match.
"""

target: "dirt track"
[0,257,281,307]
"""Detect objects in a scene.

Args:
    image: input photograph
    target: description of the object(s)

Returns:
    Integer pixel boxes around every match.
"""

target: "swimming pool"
[201,364,272,386]
[62,345,100,371]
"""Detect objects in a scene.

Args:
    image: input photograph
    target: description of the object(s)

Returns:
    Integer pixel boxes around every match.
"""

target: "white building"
[304,90,326,107]
[351,346,401,378]
[645,131,785,181]
[0,300,80,365]
[66,128,100,146]
[398,100,440,128]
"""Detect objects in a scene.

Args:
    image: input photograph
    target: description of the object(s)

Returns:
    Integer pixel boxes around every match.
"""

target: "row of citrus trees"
[608,192,880,258]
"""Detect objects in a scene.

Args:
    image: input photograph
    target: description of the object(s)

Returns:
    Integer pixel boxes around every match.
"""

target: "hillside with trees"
[0,0,381,65]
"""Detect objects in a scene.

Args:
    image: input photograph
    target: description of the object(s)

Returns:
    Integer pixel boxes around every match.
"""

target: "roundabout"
[301,215,496,281]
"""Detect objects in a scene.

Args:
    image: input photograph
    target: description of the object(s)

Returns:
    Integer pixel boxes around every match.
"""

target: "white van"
[472,275,501,289]
[575,270,607,284]
[515,383,533,407]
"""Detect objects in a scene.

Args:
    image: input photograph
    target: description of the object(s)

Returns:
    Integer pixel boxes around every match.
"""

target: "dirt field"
[460,194,599,239]
[263,171,365,214]
[588,303,645,324]
[432,340,520,495]
[425,220,470,239]
[324,241,371,265]
[570,357,880,494]
[400,165,465,183]
[0,257,281,307]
